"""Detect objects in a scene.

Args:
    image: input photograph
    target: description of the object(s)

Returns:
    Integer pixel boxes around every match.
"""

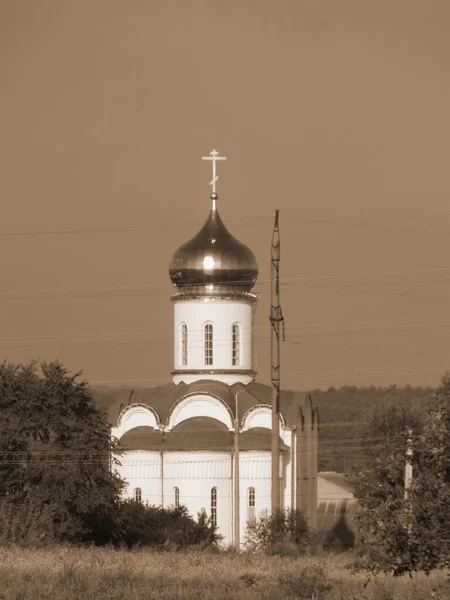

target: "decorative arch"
[113,403,160,439]
[241,404,286,432]
[166,393,234,431]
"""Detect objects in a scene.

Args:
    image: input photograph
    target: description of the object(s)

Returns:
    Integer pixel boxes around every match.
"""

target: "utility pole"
[270,210,284,513]
[404,427,413,500]
[404,427,413,535]
[234,388,246,550]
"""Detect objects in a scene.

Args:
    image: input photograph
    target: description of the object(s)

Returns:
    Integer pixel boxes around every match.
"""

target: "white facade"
[113,396,294,546]
[172,297,256,385]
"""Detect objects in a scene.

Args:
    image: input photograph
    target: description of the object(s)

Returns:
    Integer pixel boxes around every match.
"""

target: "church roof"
[164,417,232,452]
[118,426,163,451]
[239,427,289,452]
[115,419,288,453]
[91,380,310,429]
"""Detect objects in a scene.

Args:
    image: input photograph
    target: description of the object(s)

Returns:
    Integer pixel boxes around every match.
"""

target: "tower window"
[134,487,142,503]
[181,323,188,366]
[232,323,241,366]
[248,487,255,521]
[204,323,213,365]
[211,486,218,527]
[174,487,180,508]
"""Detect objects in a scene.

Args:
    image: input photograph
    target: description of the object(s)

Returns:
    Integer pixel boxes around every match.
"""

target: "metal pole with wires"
[270,209,284,513]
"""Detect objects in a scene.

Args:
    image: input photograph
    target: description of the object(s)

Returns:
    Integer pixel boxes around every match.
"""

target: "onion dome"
[169,195,258,296]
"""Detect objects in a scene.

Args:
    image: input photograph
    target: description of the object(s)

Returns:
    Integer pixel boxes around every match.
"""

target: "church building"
[93,150,318,547]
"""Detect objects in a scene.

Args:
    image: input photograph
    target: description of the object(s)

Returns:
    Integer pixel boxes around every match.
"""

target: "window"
[211,487,218,527]
[248,487,255,521]
[204,323,213,365]
[232,323,241,366]
[181,323,188,366]
[134,487,142,503]
[174,487,180,509]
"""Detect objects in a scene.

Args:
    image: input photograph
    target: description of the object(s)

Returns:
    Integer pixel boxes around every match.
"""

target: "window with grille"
[174,487,180,508]
[181,323,188,366]
[211,487,218,527]
[248,487,255,521]
[134,487,142,503]
[232,323,241,366]
[204,323,213,365]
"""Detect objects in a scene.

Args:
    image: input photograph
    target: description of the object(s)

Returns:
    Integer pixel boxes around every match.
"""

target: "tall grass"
[0,546,448,599]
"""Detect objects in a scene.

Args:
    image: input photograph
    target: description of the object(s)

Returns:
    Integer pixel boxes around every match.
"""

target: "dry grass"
[0,546,448,599]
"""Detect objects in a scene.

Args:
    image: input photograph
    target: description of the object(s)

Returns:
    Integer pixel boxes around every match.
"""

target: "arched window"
[204,323,213,365]
[248,487,255,521]
[232,323,241,366]
[174,487,180,509]
[134,487,142,503]
[211,487,218,527]
[181,323,188,366]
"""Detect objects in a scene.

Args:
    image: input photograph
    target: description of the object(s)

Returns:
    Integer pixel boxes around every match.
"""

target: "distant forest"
[311,384,434,473]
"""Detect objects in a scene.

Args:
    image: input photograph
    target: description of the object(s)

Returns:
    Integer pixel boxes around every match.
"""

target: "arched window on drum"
[181,323,188,366]
[204,323,213,366]
[232,323,241,366]
[134,487,142,503]
[174,487,180,509]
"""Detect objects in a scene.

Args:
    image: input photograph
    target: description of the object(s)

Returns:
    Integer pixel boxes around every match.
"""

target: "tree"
[0,361,124,545]
[350,375,450,573]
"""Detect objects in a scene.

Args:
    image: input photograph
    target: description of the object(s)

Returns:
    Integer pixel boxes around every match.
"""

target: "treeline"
[311,384,434,472]
[0,361,219,549]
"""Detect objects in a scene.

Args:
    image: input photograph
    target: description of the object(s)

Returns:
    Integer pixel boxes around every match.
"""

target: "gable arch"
[112,403,160,439]
[166,393,234,431]
[241,404,286,432]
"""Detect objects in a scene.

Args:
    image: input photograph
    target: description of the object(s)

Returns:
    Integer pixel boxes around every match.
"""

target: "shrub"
[244,509,311,555]
[277,564,332,599]
[115,500,221,550]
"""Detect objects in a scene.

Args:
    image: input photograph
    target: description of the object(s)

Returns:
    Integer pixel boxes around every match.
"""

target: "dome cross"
[202,149,227,206]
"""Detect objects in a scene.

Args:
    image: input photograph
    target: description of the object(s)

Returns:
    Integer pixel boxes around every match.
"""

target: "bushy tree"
[350,375,450,573]
[244,509,311,555]
[116,501,221,549]
[0,361,124,545]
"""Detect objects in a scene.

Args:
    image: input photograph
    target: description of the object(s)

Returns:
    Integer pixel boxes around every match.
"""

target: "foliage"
[277,563,332,598]
[312,384,433,472]
[349,374,450,574]
[244,508,312,555]
[116,500,221,549]
[0,361,124,545]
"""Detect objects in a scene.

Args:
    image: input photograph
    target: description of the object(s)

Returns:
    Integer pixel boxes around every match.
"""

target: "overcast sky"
[1,0,449,389]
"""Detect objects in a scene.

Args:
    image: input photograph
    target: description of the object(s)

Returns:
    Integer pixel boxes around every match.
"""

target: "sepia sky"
[1,0,449,390]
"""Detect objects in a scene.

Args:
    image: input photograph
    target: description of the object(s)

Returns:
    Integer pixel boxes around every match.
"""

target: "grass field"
[0,546,448,600]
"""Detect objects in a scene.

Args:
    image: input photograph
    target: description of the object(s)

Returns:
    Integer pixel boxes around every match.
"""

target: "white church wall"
[114,447,295,547]
[239,451,272,543]
[115,450,162,507]
[163,451,233,543]
[173,300,254,384]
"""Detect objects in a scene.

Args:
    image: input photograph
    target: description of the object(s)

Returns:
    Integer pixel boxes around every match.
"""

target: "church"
[93,150,318,547]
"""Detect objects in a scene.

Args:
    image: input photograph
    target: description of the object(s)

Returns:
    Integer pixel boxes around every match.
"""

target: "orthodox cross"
[202,149,227,195]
